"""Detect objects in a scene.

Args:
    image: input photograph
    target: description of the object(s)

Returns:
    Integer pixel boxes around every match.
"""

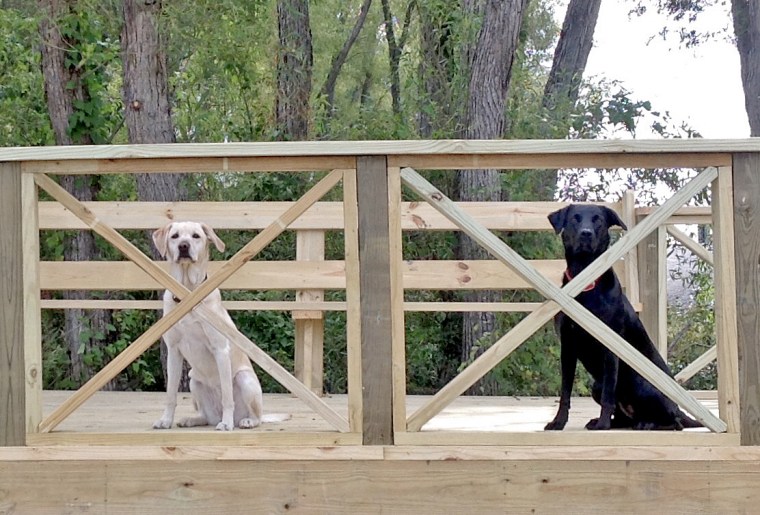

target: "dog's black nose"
[178,242,190,257]
[579,228,594,241]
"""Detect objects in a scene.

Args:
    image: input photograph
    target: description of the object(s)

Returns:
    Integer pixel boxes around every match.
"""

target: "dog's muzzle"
[576,229,597,252]
[177,242,192,260]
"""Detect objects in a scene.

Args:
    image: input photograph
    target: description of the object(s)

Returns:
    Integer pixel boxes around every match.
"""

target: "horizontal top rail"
[0,138,752,162]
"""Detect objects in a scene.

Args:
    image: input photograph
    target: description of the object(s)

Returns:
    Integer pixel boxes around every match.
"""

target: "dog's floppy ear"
[548,206,570,234]
[152,223,173,258]
[201,223,225,253]
[603,207,628,231]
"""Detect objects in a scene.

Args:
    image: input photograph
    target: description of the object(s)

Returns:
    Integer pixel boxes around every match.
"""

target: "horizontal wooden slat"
[40,299,348,311]
[39,299,643,313]
[389,152,731,170]
[38,201,617,231]
[39,201,712,231]
[23,157,356,174]
[2,138,752,162]
[40,259,631,291]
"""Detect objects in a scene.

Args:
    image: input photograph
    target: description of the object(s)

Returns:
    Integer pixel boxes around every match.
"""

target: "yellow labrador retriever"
[152,221,286,431]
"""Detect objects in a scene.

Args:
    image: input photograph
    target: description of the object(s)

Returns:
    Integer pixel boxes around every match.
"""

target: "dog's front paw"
[153,418,173,429]
[215,421,234,431]
[585,417,611,430]
[544,419,567,431]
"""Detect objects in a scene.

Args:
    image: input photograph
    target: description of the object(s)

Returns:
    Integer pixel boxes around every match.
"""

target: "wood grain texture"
[21,172,42,435]
[342,169,363,433]
[387,167,407,433]
[713,167,741,432]
[357,156,394,445]
[37,199,618,230]
[0,163,25,445]
[637,225,668,356]
[732,153,760,444]
[293,230,325,394]
[1,138,753,162]
[3,450,760,513]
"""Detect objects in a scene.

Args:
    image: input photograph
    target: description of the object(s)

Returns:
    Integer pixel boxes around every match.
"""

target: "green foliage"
[0,9,53,146]
[57,4,123,144]
[667,246,717,390]
[11,0,720,399]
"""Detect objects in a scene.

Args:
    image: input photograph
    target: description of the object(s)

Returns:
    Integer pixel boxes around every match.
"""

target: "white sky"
[557,1,750,138]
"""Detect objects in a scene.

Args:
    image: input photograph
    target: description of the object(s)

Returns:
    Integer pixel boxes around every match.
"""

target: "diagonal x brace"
[401,166,725,433]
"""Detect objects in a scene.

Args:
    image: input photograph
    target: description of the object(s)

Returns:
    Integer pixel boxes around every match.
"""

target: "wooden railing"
[1,140,756,446]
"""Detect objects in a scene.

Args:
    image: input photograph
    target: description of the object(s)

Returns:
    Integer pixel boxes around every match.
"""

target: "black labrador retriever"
[544,204,700,431]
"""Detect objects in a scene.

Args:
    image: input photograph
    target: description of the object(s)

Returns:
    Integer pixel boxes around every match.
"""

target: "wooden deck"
[25,390,731,447]
[3,391,759,513]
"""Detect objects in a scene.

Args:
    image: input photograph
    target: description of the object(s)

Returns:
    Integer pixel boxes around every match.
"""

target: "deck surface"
[37,390,718,437]
[41,390,717,432]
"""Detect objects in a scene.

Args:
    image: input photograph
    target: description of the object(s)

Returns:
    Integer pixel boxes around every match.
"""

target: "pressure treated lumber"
[0,162,25,445]
[402,166,725,433]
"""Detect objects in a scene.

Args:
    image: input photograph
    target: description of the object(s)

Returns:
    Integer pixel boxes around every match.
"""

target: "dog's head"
[152,221,225,264]
[548,204,627,257]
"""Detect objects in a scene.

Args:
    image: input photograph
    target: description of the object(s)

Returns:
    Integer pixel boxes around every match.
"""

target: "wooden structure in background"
[1,139,759,512]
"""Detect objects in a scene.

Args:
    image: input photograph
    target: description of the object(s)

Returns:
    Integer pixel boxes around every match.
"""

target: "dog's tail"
[262,413,292,424]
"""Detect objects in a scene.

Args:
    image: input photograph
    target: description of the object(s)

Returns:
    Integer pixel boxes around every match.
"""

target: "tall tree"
[122,0,189,388]
[732,0,760,135]
[542,0,602,133]
[529,0,602,201]
[319,0,373,126]
[276,0,313,140]
[39,0,115,387]
[122,0,185,196]
[456,0,529,394]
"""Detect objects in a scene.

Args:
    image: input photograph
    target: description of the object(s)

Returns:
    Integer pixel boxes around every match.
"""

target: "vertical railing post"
[387,166,406,434]
[732,153,760,445]
[22,171,42,434]
[0,162,26,445]
[621,191,641,306]
[637,221,668,357]
[713,165,740,433]
[356,156,394,445]
[293,229,325,395]
[343,168,363,434]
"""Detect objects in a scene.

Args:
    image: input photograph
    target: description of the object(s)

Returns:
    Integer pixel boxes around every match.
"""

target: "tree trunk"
[542,0,601,122]
[39,0,115,388]
[276,0,313,140]
[456,0,528,395]
[733,0,760,136]
[319,0,372,126]
[380,0,402,116]
[533,0,602,200]
[122,0,190,390]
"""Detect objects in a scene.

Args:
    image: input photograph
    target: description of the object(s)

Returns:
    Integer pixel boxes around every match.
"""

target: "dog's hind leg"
[234,369,263,429]
[178,378,219,428]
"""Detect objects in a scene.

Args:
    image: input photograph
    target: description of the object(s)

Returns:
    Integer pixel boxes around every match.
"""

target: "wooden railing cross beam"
[401,166,726,433]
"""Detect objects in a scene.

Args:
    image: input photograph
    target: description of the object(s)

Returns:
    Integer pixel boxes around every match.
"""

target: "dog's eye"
[592,214,601,224]
[192,233,201,239]
[170,233,179,239]
[573,214,582,223]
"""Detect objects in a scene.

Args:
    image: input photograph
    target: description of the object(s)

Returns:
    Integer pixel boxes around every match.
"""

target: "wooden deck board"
[34,390,721,439]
